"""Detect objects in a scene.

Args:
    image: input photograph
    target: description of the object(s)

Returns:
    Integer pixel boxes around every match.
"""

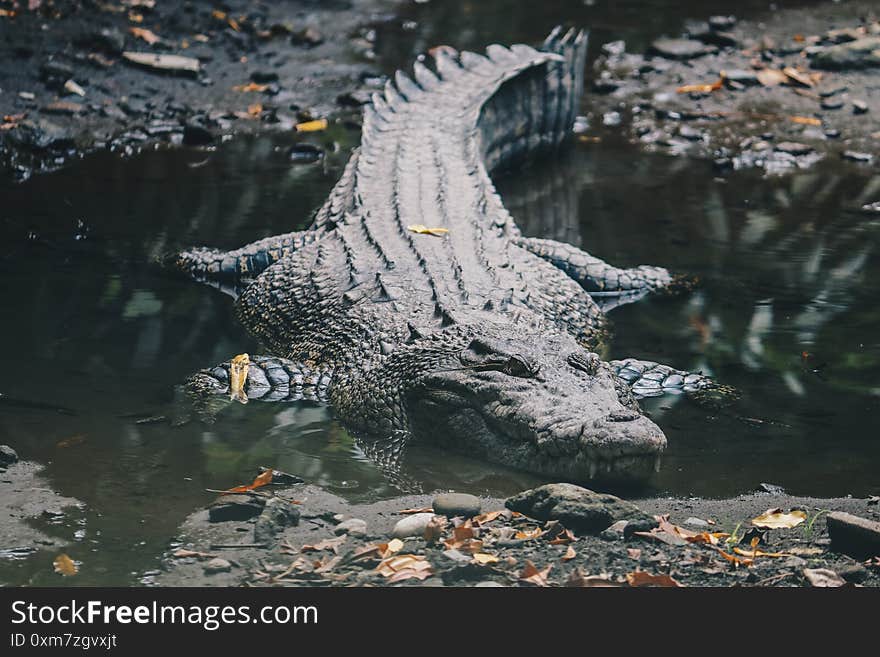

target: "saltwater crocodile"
[176,28,717,484]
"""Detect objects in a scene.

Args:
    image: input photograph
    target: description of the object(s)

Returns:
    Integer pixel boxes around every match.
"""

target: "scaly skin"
[176,28,719,484]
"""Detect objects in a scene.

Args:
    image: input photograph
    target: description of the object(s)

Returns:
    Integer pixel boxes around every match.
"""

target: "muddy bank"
[154,480,880,587]
[0,458,85,586]
[587,1,879,174]
[0,0,400,181]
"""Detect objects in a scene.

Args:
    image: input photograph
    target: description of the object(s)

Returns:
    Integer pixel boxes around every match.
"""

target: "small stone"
[820,98,844,110]
[391,512,435,539]
[782,556,807,569]
[291,27,323,47]
[432,493,481,518]
[19,91,36,101]
[852,99,869,114]
[591,79,620,94]
[758,482,785,494]
[203,558,232,574]
[602,111,622,127]
[182,121,214,146]
[334,518,367,536]
[803,567,846,587]
[0,445,18,466]
[623,517,660,539]
[842,151,873,163]
[684,517,709,528]
[208,494,265,522]
[820,86,848,97]
[601,40,626,57]
[598,529,621,542]
[443,549,472,563]
[473,580,504,587]
[39,60,74,83]
[649,38,714,60]
[43,101,86,116]
[506,484,652,534]
[810,37,880,70]
[708,15,736,30]
[824,128,841,139]
[677,125,703,141]
[572,116,590,134]
[250,70,279,83]
[253,497,300,545]
[826,511,880,559]
[774,141,814,156]
[836,563,868,583]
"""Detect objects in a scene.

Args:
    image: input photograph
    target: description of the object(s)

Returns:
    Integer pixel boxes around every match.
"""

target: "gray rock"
[677,125,703,141]
[836,563,869,583]
[183,122,214,146]
[334,518,367,536]
[810,37,880,70]
[723,69,760,86]
[708,15,737,31]
[684,517,709,528]
[601,40,626,57]
[391,512,435,539]
[623,517,660,539]
[473,580,505,587]
[443,549,472,563]
[203,558,232,574]
[0,445,19,466]
[758,482,785,494]
[820,98,844,110]
[253,497,300,544]
[602,111,622,127]
[432,493,481,518]
[852,99,869,114]
[842,151,873,163]
[649,38,714,60]
[505,484,652,534]
[775,142,814,156]
[207,494,265,523]
[826,511,880,559]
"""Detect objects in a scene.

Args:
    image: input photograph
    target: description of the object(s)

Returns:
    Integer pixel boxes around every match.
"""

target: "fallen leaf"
[751,508,807,529]
[627,548,642,560]
[782,66,813,88]
[295,118,328,133]
[565,568,623,587]
[376,554,433,579]
[386,538,404,554]
[686,531,730,546]
[789,115,822,126]
[473,510,504,525]
[626,571,683,587]
[710,546,752,567]
[803,568,846,587]
[53,554,78,576]
[130,27,161,44]
[247,103,263,117]
[676,75,724,94]
[756,68,788,87]
[233,82,269,93]
[514,527,545,541]
[562,545,577,561]
[423,516,446,543]
[301,536,346,554]
[314,555,342,573]
[172,549,218,560]
[732,547,794,559]
[64,80,86,97]
[222,467,272,494]
[519,560,553,587]
[473,553,499,565]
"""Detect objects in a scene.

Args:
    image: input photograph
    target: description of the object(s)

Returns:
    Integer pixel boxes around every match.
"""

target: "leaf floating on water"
[407,224,449,237]
[233,82,269,93]
[53,554,78,577]
[789,115,822,126]
[519,560,552,587]
[751,508,807,529]
[222,467,272,494]
[626,571,683,587]
[295,118,328,133]
[130,27,161,44]
[676,75,724,94]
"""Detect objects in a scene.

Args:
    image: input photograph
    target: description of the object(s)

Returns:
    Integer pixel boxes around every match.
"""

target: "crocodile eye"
[568,352,601,375]
[504,354,539,378]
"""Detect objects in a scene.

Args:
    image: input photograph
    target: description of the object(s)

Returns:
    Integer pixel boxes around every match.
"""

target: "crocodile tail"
[479,27,589,172]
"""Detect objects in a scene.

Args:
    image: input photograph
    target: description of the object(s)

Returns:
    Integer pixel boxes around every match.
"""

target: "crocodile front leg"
[516,236,680,309]
[611,358,725,399]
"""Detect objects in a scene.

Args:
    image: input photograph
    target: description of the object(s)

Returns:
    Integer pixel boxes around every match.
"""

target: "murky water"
[1,0,878,586]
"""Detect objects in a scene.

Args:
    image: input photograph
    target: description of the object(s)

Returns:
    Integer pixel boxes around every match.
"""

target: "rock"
[122,52,201,77]
[203,558,232,574]
[291,27,323,47]
[333,518,367,536]
[443,549,472,563]
[0,445,19,466]
[207,494,265,523]
[836,563,868,583]
[505,484,652,534]
[601,40,626,57]
[824,128,841,139]
[42,101,86,116]
[723,69,760,86]
[258,467,304,485]
[708,15,737,31]
[810,37,880,70]
[250,70,279,83]
[842,151,873,163]
[602,111,622,127]
[473,580,504,587]
[432,493,481,518]
[826,511,880,559]
[852,99,869,114]
[685,22,738,48]
[774,142,813,156]
[391,512,435,539]
[820,98,844,110]
[591,79,621,94]
[648,38,714,60]
[623,517,660,539]
[182,121,214,146]
[677,125,703,141]
[253,497,300,544]
[758,482,785,494]
[684,517,709,528]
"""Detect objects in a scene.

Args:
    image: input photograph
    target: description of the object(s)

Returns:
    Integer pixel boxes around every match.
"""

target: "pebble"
[473,581,505,587]
[207,494,265,523]
[826,511,880,558]
[432,493,481,518]
[443,549,472,563]
[288,143,323,163]
[649,38,714,60]
[677,125,703,141]
[842,151,873,163]
[203,558,232,574]
[602,111,622,127]
[852,99,869,114]
[684,517,709,528]
[0,444,19,466]
[774,141,813,156]
[820,98,844,110]
[334,518,367,536]
[391,512,435,539]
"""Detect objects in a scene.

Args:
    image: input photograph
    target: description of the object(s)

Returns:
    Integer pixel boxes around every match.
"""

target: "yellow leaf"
[386,538,404,554]
[751,508,807,529]
[406,224,449,237]
[129,27,161,44]
[228,353,249,403]
[247,103,263,117]
[790,115,822,126]
[473,553,499,565]
[233,82,269,93]
[676,75,724,94]
[222,465,272,494]
[53,554,78,576]
[295,118,328,133]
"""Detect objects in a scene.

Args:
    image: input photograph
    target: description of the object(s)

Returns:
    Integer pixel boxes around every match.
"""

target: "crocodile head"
[406,327,666,484]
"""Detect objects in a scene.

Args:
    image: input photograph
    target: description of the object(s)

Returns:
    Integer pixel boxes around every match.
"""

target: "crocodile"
[176,27,718,485]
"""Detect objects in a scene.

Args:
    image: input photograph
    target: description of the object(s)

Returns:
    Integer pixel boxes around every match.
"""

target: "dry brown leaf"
[295,118,328,133]
[756,69,788,87]
[54,554,78,576]
[233,82,269,93]
[751,508,807,529]
[790,115,822,126]
[676,75,724,94]
[385,538,404,554]
[782,66,813,87]
[301,536,346,554]
[626,571,683,587]
[566,568,622,587]
[376,554,432,577]
[627,548,642,560]
[223,467,272,494]
[314,555,342,573]
[514,527,544,541]
[710,545,752,567]
[732,547,794,559]
[130,27,160,44]
[407,224,449,237]
[473,553,499,565]
[247,103,263,117]
[562,545,577,561]
[519,560,552,587]
[803,568,846,587]
[473,510,504,525]
[686,531,730,546]
[423,516,446,543]
[172,549,217,560]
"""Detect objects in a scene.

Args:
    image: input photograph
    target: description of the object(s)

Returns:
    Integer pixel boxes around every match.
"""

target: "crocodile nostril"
[606,410,641,422]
